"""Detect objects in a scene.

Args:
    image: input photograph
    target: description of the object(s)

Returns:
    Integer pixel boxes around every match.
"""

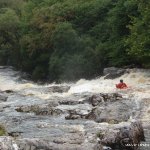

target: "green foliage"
[32,65,47,80]
[52,22,81,55]
[0,125,6,136]
[0,0,149,81]
[105,0,139,66]
[0,8,21,66]
[126,0,150,67]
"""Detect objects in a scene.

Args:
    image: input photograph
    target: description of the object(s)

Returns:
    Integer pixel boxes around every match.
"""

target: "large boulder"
[103,67,126,79]
[89,93,123,106]
[63,93,124,121]
[86,99,134,123]
[97,121,145,150]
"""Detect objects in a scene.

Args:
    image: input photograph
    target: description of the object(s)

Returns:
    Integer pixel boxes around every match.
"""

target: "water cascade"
[0,66,149,150]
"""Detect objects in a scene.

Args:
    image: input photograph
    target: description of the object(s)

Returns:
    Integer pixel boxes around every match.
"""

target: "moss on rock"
[0,125,6,136]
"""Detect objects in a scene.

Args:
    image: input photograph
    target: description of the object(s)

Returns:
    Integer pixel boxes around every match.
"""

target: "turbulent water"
[0,66,150,150]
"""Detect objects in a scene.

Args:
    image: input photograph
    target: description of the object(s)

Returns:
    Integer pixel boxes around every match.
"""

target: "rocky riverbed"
[0,66,150,150]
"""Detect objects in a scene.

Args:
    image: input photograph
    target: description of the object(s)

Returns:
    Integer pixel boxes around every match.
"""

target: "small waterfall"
[68,69,150,97]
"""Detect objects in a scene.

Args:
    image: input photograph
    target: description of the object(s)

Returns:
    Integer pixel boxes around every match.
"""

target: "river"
[0,66,150,150]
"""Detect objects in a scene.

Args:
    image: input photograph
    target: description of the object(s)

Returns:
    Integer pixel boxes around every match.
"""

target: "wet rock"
[3,90,14,93]
[65,110,81,120]
[36,107,62,116]
[15,104,62,116]
[100,93,123,102]
[63,93,124,121]
[0,66,7,69]
[86,100,133,123]
[57,94,87,105]
[90,94,104,106]
[0,136,19,150]
[6,138,52,150]
[97,121,145,150]
[48,85,70,93]
[15,106,31,113]
[8,131,23,137]
[59,100,81,105]
[16,135,85,150]
[11,117,22,125]
[103,67,126,79]
[46,101,59,107]
[88,93,123,106]
[0,94,8,102]
[65,109,88,120]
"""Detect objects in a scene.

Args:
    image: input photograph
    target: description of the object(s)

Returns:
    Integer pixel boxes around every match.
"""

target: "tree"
[0,8,20,66]
[126,0,150,67]
[0,0,149,82]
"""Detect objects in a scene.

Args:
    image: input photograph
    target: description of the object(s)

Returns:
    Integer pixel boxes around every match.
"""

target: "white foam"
[12,143,19,150]
[0,67,149,101]
[68,69,150,94]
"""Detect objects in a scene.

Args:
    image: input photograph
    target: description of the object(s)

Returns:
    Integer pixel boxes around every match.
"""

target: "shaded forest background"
[0,0,150,81]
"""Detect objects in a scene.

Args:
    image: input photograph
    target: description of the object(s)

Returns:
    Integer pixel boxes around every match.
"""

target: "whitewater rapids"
[0,66,149,150]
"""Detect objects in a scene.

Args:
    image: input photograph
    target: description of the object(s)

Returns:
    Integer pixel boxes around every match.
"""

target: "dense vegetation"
[0,0,150,81]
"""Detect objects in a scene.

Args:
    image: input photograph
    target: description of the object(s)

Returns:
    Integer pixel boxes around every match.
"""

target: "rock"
[65,108,90,120]
[65,114,81,120]
[65,115,81,120]
[0,121,144,150]
[0,136,19,150]
[103,67,126,79]
[100,93,123,102]
[3,90,14,93]
[65,110,82,120]
[1,137,53,150]
[15,104,62,116]
[48,85,70,93]
[59,100,81,105]
[46,101,59,107]
[86,99,133,123]
[88,93,123,106]
[0,94,8,102]
[16,135,85,150]
[97,121,145,150]
[63,93,124,121]
[8,131,23,137]
[89,94,104,106]
[0,66,7,69]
